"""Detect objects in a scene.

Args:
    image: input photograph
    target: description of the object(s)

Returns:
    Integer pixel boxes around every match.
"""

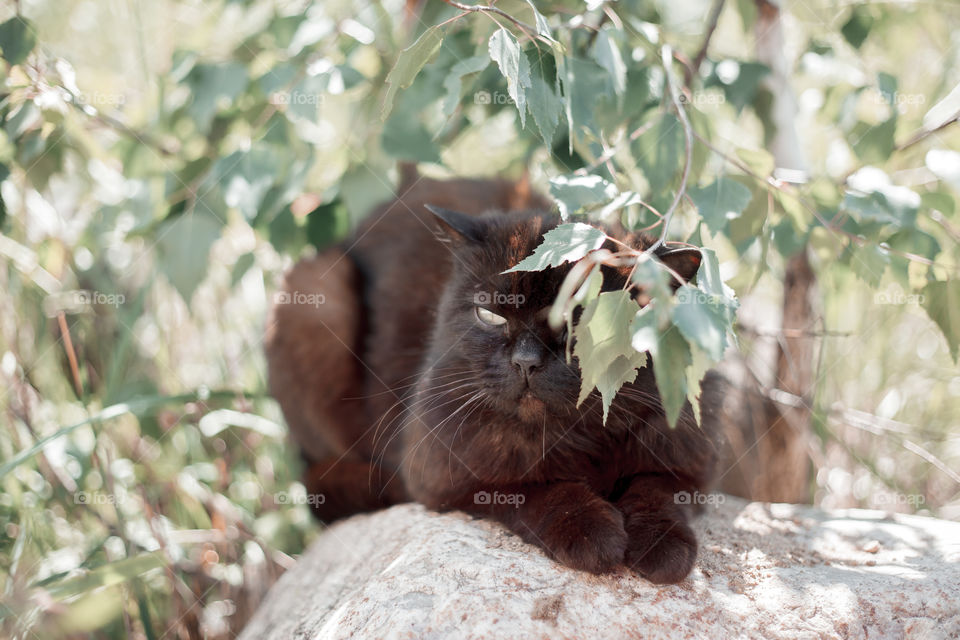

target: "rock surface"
[241,497,960,639]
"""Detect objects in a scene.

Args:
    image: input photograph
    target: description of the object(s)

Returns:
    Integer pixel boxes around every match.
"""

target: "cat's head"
[421,205,701,426]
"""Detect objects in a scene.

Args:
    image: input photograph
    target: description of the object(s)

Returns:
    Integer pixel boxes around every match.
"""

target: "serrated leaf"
[595,353,646,423]
[381,25,446,120]
[633,113,684,196]
[688,177,753,234]
[442,54,490,116]
[652,327,692,429]
[525,0,553,40]
[591,30,626,96]
[0,16,37,65]
[671,285,730,360]
[505,222,607,272]
[574,291,646,422]
[488,28,532,127]
[548,174,618,219]
[685,345,713,426]
[526,49,562,145]
[921,280,960,363]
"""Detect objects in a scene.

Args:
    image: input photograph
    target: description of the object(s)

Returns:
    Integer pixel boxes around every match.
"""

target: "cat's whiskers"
[369,375,475,477]
[370,378,478,481]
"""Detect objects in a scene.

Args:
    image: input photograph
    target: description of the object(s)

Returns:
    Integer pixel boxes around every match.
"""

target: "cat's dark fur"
[265,175,723,584]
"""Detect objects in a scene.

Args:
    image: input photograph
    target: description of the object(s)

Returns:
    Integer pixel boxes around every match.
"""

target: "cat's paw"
[623,513,697,584]
[537,499,628,574]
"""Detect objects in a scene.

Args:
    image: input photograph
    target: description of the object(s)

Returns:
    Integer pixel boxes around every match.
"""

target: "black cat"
[266,175,723,583]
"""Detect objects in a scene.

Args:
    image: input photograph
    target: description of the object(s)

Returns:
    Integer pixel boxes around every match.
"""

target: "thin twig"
[648,45,693,252]
[691,129,960,273]
[895,115,960,151]
[56,312,83,398]
[686,0,726,86]
[440,0,538,39]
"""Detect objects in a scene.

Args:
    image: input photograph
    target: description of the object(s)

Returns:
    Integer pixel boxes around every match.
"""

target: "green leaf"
[381,24,446,120]
[671,285,730,360]
[505,222,607,272]
[842,186,919,227]
[688,177,753,234]
[849,243,890,287]
[708,61,769,113]
[685,345,713,426]
[849,117,896,164]
[921,280,960,363]
[0,16,37,65]
[157,210,223,302]
[633,113,684,197]
[548,174,618,218]
[306,199,350,249]
[631,309,692,429]
[564,57,609,140]
[524,0,553,40]
[525,49,563,145]
[184,62,248,133]
[488,28,532,127]
[841,6,874,49]
[442,54,490,116]
[591,30,626,96]
[216,147,280,221]
[575,291,646,422]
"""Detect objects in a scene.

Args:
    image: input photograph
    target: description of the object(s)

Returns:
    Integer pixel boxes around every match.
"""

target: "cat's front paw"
[623,513,697,584]
[536,498,628,574]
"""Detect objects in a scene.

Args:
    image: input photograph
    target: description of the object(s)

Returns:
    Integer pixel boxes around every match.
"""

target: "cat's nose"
[511,336,544,379]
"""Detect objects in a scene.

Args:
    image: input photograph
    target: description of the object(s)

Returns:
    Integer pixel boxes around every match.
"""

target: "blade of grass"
[0,390,260,479]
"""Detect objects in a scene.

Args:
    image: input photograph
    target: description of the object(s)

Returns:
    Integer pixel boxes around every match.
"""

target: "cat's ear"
[425,204,487,244]
[657,246,702,287]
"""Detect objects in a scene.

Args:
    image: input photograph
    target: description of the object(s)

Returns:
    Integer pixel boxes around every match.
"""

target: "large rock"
[241,497,960,639]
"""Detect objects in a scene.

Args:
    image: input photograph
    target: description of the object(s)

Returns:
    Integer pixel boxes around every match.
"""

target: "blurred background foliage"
[0,0,958,637]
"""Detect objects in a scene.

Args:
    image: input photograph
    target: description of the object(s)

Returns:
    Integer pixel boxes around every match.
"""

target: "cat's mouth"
[516,390,547,423]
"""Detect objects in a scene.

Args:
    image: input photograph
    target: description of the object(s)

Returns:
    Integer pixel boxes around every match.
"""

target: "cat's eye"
[475,307,507,327]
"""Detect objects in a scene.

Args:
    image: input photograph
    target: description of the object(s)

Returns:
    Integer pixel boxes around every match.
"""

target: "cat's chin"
[516,391,548,423]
